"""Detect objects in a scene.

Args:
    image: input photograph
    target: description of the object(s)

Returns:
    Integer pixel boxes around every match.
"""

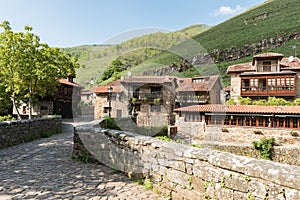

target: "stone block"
[215,183,234,200]
[286,188,300,200]
[191,176,206,193]
[157,158,185,172]
[224,173,249,193]
[233,191,248,199]
[174,185,202,200]
[166,169,191,187]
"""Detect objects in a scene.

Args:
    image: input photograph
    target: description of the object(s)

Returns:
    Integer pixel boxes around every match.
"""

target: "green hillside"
[63,24,208,87]
[131,0,300,86]
[68,0,300,88]
[194,0,300,51]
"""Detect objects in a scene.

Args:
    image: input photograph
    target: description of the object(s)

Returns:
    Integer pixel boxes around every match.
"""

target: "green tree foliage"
[100,58,126,82]
[0,21,79,119]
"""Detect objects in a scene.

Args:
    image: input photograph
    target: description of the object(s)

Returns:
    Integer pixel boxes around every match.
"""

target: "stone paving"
[0,122,164,200]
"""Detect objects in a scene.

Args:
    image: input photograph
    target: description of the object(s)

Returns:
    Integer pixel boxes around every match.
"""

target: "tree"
[0,21,79,119]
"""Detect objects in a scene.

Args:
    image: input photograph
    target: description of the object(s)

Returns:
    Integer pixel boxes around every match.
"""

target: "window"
[40,106,48,111]
[250,79,258,90]
[258,117,264,126]
[184,114,201,122]
[134,104,141,112]
[151,87,161,93]
[262,61,271,72]
[278,118,284,127]
[103,107,110,114]
[267,78,275,89]
[293,118,298,128]
[192,78,205,83]
[242,79,249,90]
[286,77,295,89]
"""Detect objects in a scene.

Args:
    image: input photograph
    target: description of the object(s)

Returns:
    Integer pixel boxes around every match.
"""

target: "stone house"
[227,52,300,101]
[13,74,83,118]
[174,104,300,139]
[93,75,222,127]
[176,75,221,107]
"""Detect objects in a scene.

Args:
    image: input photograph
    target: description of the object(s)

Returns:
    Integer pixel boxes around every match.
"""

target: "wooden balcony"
[241,87,296,97]
[177,95,209,104]
[131,92,163,104]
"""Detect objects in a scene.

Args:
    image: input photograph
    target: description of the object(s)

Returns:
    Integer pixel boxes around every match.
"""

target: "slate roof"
[174,104,300,114]
[176,76,219,92]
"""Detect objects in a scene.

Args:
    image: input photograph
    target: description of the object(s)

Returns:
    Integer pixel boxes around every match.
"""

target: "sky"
[0,0,266,47]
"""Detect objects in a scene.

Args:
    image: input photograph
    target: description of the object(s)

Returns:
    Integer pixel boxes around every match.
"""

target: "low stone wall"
[200,141,300,166]
[73,123,300,200]
[0,117,62,149]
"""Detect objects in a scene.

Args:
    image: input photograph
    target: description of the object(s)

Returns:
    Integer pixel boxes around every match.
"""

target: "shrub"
[252,137,275,160]
[290,130,299,137]
[253,129,263,135]
[155,135,173,142]
[104,116,120,130]
[221,126,229,132]
[0,115,15,121]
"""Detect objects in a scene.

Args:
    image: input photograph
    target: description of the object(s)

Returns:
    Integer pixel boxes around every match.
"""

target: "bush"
[253,129,263,135]
[290,130,299,137]
[252,137,275,160]
[104,116,120,130]
[221,126,229,132]
[0,115,15,121]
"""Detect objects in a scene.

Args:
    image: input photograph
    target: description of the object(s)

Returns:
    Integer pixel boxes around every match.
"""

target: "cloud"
[214,5,245,16]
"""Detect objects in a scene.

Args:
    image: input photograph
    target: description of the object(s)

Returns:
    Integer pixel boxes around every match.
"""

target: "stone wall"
[0,117,62,149]
[73,123,300,200]
[176,117,300,165]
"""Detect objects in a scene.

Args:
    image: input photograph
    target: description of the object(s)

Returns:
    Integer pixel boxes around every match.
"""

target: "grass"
[66,25,208,86]
[194,0,300,51]
[70,0,300,87]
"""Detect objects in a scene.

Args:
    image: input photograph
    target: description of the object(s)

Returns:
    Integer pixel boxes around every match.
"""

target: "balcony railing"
[131,92,163,103]
[177,95,209,104]
[241,87,296,96]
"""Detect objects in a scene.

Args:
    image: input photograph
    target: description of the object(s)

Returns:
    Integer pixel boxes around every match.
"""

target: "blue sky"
[0,0,265,47]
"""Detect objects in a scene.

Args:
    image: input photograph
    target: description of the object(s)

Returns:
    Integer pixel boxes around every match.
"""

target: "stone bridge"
[0,122,163,200]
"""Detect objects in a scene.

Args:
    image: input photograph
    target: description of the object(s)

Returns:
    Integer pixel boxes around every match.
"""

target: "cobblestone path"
[0,123,164,200]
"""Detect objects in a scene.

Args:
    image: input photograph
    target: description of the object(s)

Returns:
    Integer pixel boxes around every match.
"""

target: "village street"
[0,122,163,200]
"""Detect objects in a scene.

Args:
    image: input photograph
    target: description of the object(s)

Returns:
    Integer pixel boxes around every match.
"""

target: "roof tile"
[174,104,300,114]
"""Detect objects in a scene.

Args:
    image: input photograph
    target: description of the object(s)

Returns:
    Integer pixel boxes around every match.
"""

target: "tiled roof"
[254,52,284,58]
[227,62,255,73]
[120,76,177,84]
[174,104,300,114]
[227,53,300,73]
[280,57,300,69]
[176,76,219,92]
[93,80,122,93]
[59,79,83,88]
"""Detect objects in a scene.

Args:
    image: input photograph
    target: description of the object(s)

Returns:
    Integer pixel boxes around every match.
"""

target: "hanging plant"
[154,98,161,104]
